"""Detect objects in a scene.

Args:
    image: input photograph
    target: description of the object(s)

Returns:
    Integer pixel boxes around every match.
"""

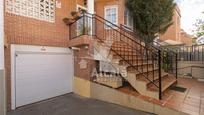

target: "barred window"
[6,0,55,23]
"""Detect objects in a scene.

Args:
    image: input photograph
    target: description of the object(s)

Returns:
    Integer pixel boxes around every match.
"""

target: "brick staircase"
[69,12,178,100]
[94,40,177,99]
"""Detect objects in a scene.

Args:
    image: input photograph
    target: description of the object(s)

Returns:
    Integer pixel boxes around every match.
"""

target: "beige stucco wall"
[74,77,91,98]
[73,74,189,114]
[90,82,188,115]
[0,70,5,115]
[178,61,204,79]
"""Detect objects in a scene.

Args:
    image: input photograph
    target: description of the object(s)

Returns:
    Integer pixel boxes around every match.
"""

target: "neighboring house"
[159,5,182,44]
[180,29,193,45]
[159,6,194,46]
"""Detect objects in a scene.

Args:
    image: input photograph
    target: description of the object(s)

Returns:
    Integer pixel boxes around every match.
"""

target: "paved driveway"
[8,93,153,115]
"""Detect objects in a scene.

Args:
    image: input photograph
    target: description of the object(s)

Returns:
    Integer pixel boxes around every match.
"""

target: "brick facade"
[180,30,193,45]
[95,0,125,26]
[71,35,97,81]
[159,6,181,42]
[4,0,84,110]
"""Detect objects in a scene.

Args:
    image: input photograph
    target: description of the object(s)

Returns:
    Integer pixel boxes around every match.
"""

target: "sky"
[175,0,204,35]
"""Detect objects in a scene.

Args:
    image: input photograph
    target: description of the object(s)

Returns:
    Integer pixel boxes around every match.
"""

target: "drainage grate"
[170,86,187,93]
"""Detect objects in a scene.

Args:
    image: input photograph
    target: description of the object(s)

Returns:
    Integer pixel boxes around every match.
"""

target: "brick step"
[127,66,158,73]
[127,63,154,70]
[96,38,108,42]
[112,41,143,47]
[114,41,145,47]
[147,75,177,92]
[110,49,151,60]
[108,42,126,46]
[113,41,144,47]
[119,59,152,65]
[113,53,141,57]
[111,43,133,48]
[111,45,146,51]
[111,48,137,52]
[136,72,168,84]
[111,47,136,52]
[110,47,137,51]
[96,40,146,51]
[122,59,155,64]
[119,61,154,67]
[120,62,150,68]
[116,55,145,60]
[113,55,144,60]
[111,50,142,57]
[96,39,154,58]
[127,64,156,72]
[111,45,141,51]
[112,41,130,45]
[135,69,159,75]
[119,60,151,67]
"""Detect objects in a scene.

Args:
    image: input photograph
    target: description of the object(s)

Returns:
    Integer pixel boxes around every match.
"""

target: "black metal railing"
[120,25,178,78]
[177,45,204,62]
[69,13,95,39]
[69,12,178,99]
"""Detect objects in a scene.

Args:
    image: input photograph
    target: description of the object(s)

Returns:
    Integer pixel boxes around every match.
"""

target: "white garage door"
[14,46,73,108]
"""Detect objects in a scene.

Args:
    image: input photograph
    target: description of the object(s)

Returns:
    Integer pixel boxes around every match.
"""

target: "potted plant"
[62,17,75,25]
[71,11,81,20]
[162,52,172,72]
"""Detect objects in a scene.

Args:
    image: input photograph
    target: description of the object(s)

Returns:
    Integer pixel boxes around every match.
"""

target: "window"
[6,0,55,23]
[124,8,133,29]
[104,6,118,29]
